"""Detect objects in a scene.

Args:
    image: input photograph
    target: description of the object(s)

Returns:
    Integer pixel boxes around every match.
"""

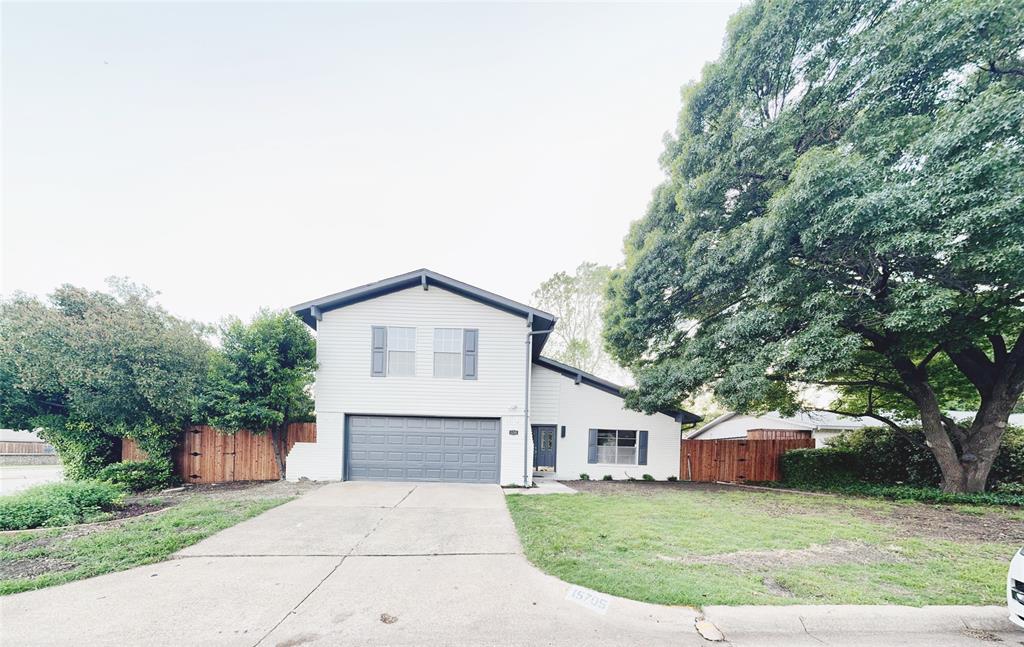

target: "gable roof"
[534,355,701,425]
[291,269,558,358]
[686,410,876,439]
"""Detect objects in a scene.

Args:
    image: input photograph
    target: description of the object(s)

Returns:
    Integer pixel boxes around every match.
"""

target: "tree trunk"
[911,384,1016,493]
[271,424,287,480]
[911,391,968,492]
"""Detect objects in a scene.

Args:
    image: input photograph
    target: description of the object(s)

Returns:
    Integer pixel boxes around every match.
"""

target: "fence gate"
[680,438,815,483]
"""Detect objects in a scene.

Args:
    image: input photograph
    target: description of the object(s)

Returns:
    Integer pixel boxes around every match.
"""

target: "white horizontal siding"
[531,365,681,480]
[288,285,530,485]
[696,415,808,440]
[529,364,561,424]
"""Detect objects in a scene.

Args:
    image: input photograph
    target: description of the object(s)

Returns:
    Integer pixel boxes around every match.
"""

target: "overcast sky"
[2,1,740,324]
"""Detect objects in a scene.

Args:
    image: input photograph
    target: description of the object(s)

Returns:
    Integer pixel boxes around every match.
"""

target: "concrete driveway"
[0,482,700,646]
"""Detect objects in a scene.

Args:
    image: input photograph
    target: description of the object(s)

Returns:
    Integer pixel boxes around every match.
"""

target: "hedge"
[0,481,125,530]
[780,448,861,488]
[815,425,1023,489]
[778,425,1024,505]
[95,460,177,492]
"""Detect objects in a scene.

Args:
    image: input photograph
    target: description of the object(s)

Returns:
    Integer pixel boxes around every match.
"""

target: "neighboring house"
[0,429,55,455]
[288,269,699,486]
[686,411,874,447]
[947,410,1024,428]
[689,410,1024,449]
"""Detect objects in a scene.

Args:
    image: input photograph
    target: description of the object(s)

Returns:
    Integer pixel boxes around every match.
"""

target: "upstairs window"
[433,328,463,378]
[387,327,416,376]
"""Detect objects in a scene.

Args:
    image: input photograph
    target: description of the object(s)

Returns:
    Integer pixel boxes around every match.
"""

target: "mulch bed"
[562,479,1024,544]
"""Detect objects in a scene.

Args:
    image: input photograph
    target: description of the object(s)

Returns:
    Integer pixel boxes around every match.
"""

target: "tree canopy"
[0,280,209,476]
[533,262,615,375]
[604,0,1024,492]
[202,310,316,478]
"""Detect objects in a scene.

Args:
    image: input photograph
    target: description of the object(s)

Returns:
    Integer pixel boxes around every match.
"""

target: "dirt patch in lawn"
[143,478,322,504]
[659,540,901,570]
[563,480,1024,544]
[0,556,76,580]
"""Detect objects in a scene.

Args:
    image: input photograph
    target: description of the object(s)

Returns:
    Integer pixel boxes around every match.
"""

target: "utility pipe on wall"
[523,314,533,487]
[523,314,548,487]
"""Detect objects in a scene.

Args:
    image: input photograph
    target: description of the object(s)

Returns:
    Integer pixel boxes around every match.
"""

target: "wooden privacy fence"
[121,423,316,484]
[680,438,814,483]
[0,441,55,455]
[746,428,813,440]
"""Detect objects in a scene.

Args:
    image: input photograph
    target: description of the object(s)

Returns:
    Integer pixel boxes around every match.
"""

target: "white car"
[1010,546,1024,630]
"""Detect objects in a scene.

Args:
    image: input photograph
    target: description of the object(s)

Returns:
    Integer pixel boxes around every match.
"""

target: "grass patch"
[0,481,125,530]
[0,495,290,595]
[505,488,1018,607]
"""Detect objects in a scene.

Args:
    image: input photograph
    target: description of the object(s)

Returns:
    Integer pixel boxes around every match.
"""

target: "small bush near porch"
[505,481,1021,607]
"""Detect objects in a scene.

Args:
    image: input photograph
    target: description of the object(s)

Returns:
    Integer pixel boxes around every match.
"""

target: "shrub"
[0,481,125,530]
[667,476,678,481]
[95,460,177,492]
[602,474,613,481]
[827,425,1023,489]
[42,421,119,480]
[642,474,654,481]
[579,473,590,480]
[780,448,860,487]
[996,482,1024,496]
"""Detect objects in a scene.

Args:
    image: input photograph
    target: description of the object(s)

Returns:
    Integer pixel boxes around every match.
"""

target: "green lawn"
[505,485,1019,607]
[0,494,291,595]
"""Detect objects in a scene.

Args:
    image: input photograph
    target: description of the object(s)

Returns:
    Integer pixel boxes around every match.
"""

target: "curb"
[701,605,1014,636]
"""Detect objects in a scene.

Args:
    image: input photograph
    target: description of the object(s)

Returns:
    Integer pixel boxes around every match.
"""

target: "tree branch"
[943,341,996,395]
[813,407,928,451]
[917,345,943,370]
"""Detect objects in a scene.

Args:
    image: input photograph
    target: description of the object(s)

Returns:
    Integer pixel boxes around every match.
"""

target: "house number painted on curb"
[566,585,610,615]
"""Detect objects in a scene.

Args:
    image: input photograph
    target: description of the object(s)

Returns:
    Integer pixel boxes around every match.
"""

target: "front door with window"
[532,425,557,470]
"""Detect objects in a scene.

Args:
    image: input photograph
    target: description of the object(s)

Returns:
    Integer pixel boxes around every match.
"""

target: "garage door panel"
[347,416,500,483]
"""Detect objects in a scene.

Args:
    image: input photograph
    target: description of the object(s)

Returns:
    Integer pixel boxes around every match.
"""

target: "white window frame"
[433,328,463,378]
[596,429,638,465]
[386,326,416,376]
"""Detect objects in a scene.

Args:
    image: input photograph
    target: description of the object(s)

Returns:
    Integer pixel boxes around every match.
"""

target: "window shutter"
[588,429,598,464]
[638,430,649,465]
[371,326,387,376]
[462,329,478,380]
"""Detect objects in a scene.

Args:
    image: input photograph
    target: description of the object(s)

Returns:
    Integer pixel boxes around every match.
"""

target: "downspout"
[523,314,548,487]
[523,314,533,487]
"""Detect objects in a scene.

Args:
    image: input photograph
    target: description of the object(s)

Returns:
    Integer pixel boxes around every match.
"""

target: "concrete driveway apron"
[0,482,699,646]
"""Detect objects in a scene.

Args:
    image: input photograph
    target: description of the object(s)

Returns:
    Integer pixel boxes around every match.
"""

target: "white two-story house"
[287,269,699,486]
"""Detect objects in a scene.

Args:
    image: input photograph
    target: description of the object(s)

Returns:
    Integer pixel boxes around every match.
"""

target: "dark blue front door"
[532,425,556,469]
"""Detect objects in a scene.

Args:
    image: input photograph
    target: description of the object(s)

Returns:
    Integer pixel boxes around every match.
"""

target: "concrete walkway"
[0,482,699,646]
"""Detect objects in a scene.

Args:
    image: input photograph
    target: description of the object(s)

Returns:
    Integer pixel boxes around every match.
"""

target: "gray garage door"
[346,416,501,483]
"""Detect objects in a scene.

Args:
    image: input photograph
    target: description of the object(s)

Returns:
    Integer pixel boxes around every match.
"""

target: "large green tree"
[0,280,209,477]
[533,262,614,374]
[605,0,1024,492]
[202,311,316,479]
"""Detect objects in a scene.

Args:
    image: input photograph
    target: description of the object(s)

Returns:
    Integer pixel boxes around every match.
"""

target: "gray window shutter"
[588,429,598,464]
[371,326,387,376]
[638,430,649,465]
[462,329,478,380]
